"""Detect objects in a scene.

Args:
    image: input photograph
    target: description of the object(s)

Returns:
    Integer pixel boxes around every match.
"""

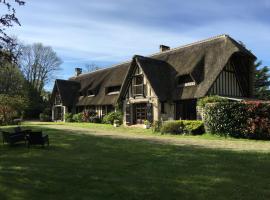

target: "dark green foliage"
[64,113,73,122]
[39,113,50,122]
[152,120,163,132]
[0,94,27,125]
[197,95,229,108]
[102,111,123,125]
[72,113,83,122]
[161,120,205,135]
[204,102,270,139]
[89,116,101,123]
[182,120,205,135]
[253,61,270,100]
[161,121,184,134]
[204,102,247,137]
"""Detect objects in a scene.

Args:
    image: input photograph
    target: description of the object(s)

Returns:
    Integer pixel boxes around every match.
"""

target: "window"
[134,75,143,85]
[87,90,95,97]
[106,85,121,95]
[177,75,195,87]
[55,93,61,105]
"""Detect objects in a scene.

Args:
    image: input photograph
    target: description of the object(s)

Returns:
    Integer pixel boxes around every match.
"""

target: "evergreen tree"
[253,60,270,100]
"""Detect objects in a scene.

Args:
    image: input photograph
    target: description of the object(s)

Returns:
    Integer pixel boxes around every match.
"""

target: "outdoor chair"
[1,130,27,145]
[26,131,49,148]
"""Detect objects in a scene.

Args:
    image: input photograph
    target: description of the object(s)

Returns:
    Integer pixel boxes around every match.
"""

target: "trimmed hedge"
[204,101,270,140]
[161,120,205,135]
[197,95,229,108]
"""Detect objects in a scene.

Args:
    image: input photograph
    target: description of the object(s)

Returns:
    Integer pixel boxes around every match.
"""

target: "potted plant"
[113,119,120,127]
[144,120,151,129]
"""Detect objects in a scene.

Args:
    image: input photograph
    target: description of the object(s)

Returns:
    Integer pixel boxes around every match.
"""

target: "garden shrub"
[0,94,27,125]
[39,113,50,122]
[65,113,73,122]
[197,95,229,108]
[161,121,184,134]
[72,113,83,122]
[204,101,270,140]
[244,101,270,140]
[152,120,163,132]
[160,120,204,135]
[89,116,101,123]
[82,110,97,122]
[182,120,205,135]
[102,111,123,125]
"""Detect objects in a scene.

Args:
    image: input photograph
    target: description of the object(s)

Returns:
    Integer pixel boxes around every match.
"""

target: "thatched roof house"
[51,34,256,124]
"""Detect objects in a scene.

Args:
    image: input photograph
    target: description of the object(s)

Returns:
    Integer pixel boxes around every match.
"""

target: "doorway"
[175,99,197,120]
[133,103,147,124]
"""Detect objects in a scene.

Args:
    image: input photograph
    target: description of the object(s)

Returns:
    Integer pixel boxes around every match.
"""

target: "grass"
[1,124,270,199]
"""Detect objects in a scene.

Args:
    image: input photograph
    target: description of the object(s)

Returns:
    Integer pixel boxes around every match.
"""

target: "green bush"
[39,113,50,122]
[197,95,229,108]
[204,101,270,139]
[204,102,248,138]
[65,113,73,122]
[102,111,123,125]
[161,121,184,134]
[72,113,83,122]
[89,116,101,123]
[182,120,205,135]
[161,120,205,135]
[152,120,163,132]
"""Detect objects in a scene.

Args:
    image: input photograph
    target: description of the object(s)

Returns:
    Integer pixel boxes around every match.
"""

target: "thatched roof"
[52,34,256,107]
[52,79,80,107]
[119,34,256,101]
[69,63,129,106]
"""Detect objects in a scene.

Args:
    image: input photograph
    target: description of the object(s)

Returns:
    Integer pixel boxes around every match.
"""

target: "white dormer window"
[177,75,196,87]
[106,86,121,95]
[87,90,95,97]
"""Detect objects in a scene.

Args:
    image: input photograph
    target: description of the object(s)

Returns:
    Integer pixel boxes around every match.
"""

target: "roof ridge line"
[149,34,229,57]
[72,34,229,78]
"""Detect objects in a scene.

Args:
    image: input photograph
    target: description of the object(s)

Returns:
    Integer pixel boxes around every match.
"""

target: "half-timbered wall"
[208,61,243,97]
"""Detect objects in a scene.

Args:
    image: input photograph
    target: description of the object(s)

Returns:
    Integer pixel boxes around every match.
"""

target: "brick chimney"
[75,68,82,76]
[160,45,170,52]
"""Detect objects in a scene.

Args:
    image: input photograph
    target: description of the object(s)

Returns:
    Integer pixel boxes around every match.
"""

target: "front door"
[54,106,64,121]
[133,103,147,124]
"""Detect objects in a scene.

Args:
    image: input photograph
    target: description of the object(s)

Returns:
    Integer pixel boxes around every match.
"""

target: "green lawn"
[1,125,270,199]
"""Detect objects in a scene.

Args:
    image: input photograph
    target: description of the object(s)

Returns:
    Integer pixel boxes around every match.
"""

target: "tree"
[20,43,62,94]
[253,60,270,100]
[84,63,101,73]
[0,61,25,95]
[0,0,25,61]
[0,94,27,125]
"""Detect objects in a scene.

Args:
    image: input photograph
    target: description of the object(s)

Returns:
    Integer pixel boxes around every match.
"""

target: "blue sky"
[4,0,270,89]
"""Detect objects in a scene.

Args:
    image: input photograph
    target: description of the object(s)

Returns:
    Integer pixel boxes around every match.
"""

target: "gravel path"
[39,124,270,152]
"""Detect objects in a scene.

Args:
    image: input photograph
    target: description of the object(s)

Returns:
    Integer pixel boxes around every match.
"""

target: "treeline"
[0,39,62,125]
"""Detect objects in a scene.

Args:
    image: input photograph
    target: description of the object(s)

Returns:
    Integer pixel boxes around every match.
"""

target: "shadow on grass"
[0,126,270,200]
